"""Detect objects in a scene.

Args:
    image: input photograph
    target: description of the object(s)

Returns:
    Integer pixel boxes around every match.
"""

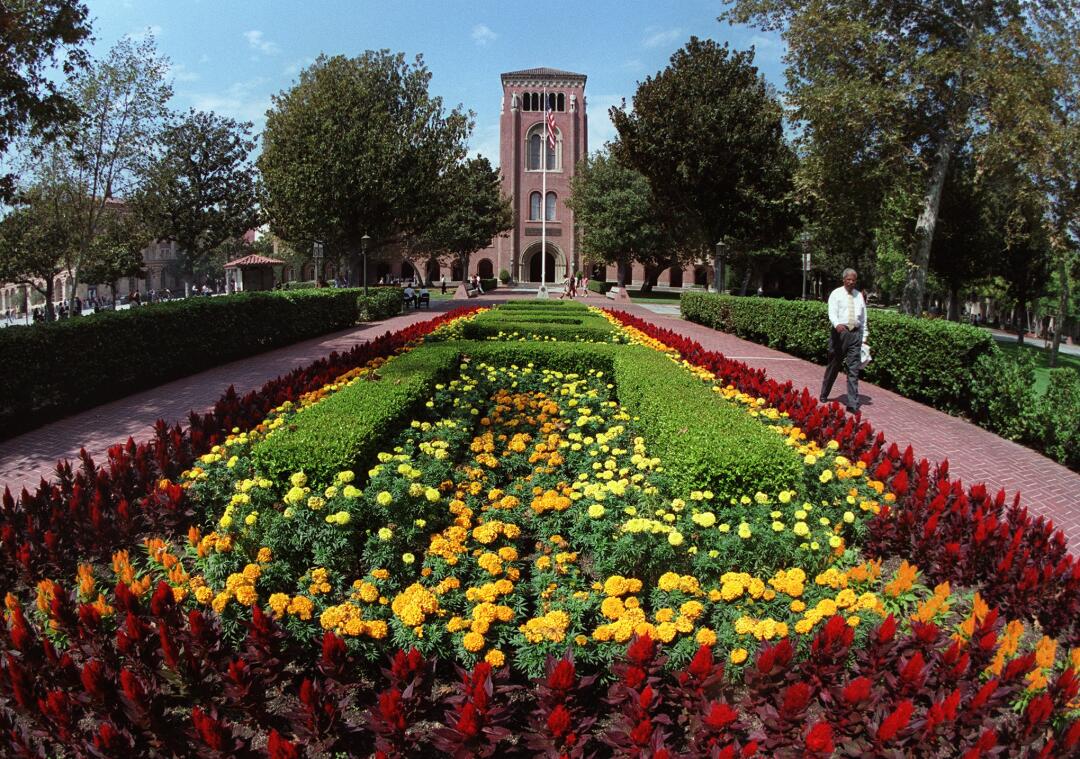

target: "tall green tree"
[610,37,797,280]
[0,181,79,320]
[259,51,471,277]
[0,0,91,201]
[725,0,1067,315]
[79,204,149,299]
[418,156,511,283]
[566,149,668,289]
[25,34,171,313]
[134,109,261,293]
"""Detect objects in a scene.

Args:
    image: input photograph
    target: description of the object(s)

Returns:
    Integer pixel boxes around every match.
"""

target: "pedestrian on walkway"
[819,268,869,414]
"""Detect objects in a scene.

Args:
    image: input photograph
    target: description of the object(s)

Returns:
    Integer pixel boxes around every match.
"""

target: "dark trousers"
[820,326,862,410]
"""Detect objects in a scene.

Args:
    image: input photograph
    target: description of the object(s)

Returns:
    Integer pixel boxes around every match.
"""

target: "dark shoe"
[846,406,859,414]
[818,396,828,403]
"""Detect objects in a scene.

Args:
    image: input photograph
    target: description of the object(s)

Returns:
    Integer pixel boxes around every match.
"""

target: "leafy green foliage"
[611,37,797,256]
[612,345,803,500]
[0,289,363,438]
[134,109,261,282]
[356,287,404,321]
[566,150,669,285]
[681,292,997,414]
[0,0,90,200]
[259,51,470,262]
[251,345,462,485]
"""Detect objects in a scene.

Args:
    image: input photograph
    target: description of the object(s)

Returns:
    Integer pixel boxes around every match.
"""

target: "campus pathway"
[2,291,1077,553]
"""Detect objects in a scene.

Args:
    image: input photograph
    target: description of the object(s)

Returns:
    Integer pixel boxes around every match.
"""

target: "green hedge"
[251,344,462,485]
[459,340,802,500]
[461,322,614,342]
[680,292,996,414]
[0,289,368,440]
[612,346,803,500]
[588,280,613,294]
[479,278,498,292]
[502,300,584,310]
[357,287,403,320]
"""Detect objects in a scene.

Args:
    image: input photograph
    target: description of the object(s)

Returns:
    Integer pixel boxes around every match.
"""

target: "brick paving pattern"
[2,292,1077,552]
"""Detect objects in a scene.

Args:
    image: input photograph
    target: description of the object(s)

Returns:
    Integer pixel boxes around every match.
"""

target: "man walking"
[819,268,869,414]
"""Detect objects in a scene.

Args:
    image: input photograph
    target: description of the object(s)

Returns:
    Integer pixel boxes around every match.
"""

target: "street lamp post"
[714,241,728,294]
[799,232,811,301]
[313,241,324,288]
[361,234,371,296]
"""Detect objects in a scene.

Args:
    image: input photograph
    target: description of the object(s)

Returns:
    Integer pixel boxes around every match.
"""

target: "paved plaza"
[2,293,1077,550]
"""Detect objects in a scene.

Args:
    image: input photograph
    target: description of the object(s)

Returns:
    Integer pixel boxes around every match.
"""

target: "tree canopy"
[610,37,797,259]
[0,0,91,201]
[566,149,668,288]
[259,51,471,267]
[134,109,261,287]
[417,156,512,276]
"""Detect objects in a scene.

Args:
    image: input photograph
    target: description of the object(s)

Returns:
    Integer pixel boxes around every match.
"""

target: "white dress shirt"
[827,286,868,340]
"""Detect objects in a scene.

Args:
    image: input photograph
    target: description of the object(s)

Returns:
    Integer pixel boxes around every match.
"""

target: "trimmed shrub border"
[0,288,402,440]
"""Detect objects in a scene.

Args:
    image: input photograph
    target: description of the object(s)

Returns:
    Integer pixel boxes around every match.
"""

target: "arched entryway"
[426,259,440,284]
[668,266,683,287]
[477,258,494,279]
[400,261,417,282]
[520,242,564,283]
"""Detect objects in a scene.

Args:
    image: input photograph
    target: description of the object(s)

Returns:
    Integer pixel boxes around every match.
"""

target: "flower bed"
[0,303,1078,756]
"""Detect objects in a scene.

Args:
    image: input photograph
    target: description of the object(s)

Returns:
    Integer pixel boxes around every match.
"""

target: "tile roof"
[224,254,286,267]
[502,67,586,80]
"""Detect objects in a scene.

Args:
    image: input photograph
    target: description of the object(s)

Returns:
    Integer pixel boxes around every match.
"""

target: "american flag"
[546,103,557,150]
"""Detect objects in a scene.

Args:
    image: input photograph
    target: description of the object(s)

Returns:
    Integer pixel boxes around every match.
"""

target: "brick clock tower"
[477,67,587,285]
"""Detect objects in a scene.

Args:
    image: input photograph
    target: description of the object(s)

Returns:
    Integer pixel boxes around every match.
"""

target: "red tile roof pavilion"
[224,254,286,268]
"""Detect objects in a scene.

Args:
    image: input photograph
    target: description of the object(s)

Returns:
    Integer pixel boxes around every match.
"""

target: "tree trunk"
[44,279,55,322]
[617,259,630,288]
[738,268,751,296]
[1016,301,1026,346]
[947,283,960,321]
[902,130,956,316]
[1049,251,1070,368]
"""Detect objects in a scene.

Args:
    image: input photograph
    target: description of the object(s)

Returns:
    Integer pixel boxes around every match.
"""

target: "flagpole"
[539,87,548,298]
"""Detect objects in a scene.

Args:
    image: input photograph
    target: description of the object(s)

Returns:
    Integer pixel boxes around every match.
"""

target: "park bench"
[464,285,479,298]
[605,287,619,300]
[417,292,430,309]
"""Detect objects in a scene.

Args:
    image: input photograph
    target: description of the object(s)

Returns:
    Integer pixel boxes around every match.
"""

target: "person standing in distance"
[819,268,869,414]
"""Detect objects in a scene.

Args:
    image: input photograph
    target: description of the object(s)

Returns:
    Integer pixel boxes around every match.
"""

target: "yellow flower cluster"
[318,602,389,638]
[520,610,571,643]
[657,572,703,596]
[391,583,440,627]
[308,568,331,595]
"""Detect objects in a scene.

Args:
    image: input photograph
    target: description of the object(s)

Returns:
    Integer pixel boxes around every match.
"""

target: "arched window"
[525,123,561,170]
[521,92,530,111]
[531,92,540,111]
[530,191,542,220]
[545,192,557,221]
[477,259,494,279]
[557,93,565,111]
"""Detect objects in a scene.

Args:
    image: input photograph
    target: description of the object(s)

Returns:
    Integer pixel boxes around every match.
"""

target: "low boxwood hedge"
[612,345,803,500]
[502,300,583,310]
[251,343,462,485]
[461,339,803,501]
[680,292,996,414]
[479,278,498,292]
[357,287,403,321]
[461,322,614,342]
[0,288,381,440]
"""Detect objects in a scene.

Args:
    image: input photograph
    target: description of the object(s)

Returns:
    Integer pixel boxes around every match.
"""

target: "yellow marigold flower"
[656,622,678,643]
[667,531,684,547]
[730,648,748,664]
[696,627,717,646]
[378,527,393,541]
[257,547,272,563]
[484,650,506,667]
[194,586,213,605]
[290,472,308,488]
[462,631,485,652]
[235,585,258,607]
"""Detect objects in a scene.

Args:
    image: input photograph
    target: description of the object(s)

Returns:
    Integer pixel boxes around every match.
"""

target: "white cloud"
[472,24,498,46]
[126,24,163,42]
[642,27,682,49]
[182,77,272,130]
[166,62,199,83]
[243,30,280,55]
[469,120,501,164]
[747,33,787,62]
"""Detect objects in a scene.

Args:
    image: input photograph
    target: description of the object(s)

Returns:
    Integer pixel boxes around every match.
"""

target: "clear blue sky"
[85,0,787,163]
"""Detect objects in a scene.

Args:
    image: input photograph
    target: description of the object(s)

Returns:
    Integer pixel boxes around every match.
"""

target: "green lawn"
[628,288,702,305]
[994,339,1080,394]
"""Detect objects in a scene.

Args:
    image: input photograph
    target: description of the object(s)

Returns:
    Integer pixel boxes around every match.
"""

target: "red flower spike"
[629,717,653,746]
[877,699,914,743]
[547,703,571,738]
[780,682,812,720]
[704,701,739,731]
[1063,719,1080,749]
[876,615,898,644]
[1024,693,1053,734]
[805,721,834,755]
[626,634,656,665]
[842,676,872,705]
[687,644,714,680]
[548,658,576,691]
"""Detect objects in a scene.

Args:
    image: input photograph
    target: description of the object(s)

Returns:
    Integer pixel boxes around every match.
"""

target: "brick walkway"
[3,293,1077,553]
